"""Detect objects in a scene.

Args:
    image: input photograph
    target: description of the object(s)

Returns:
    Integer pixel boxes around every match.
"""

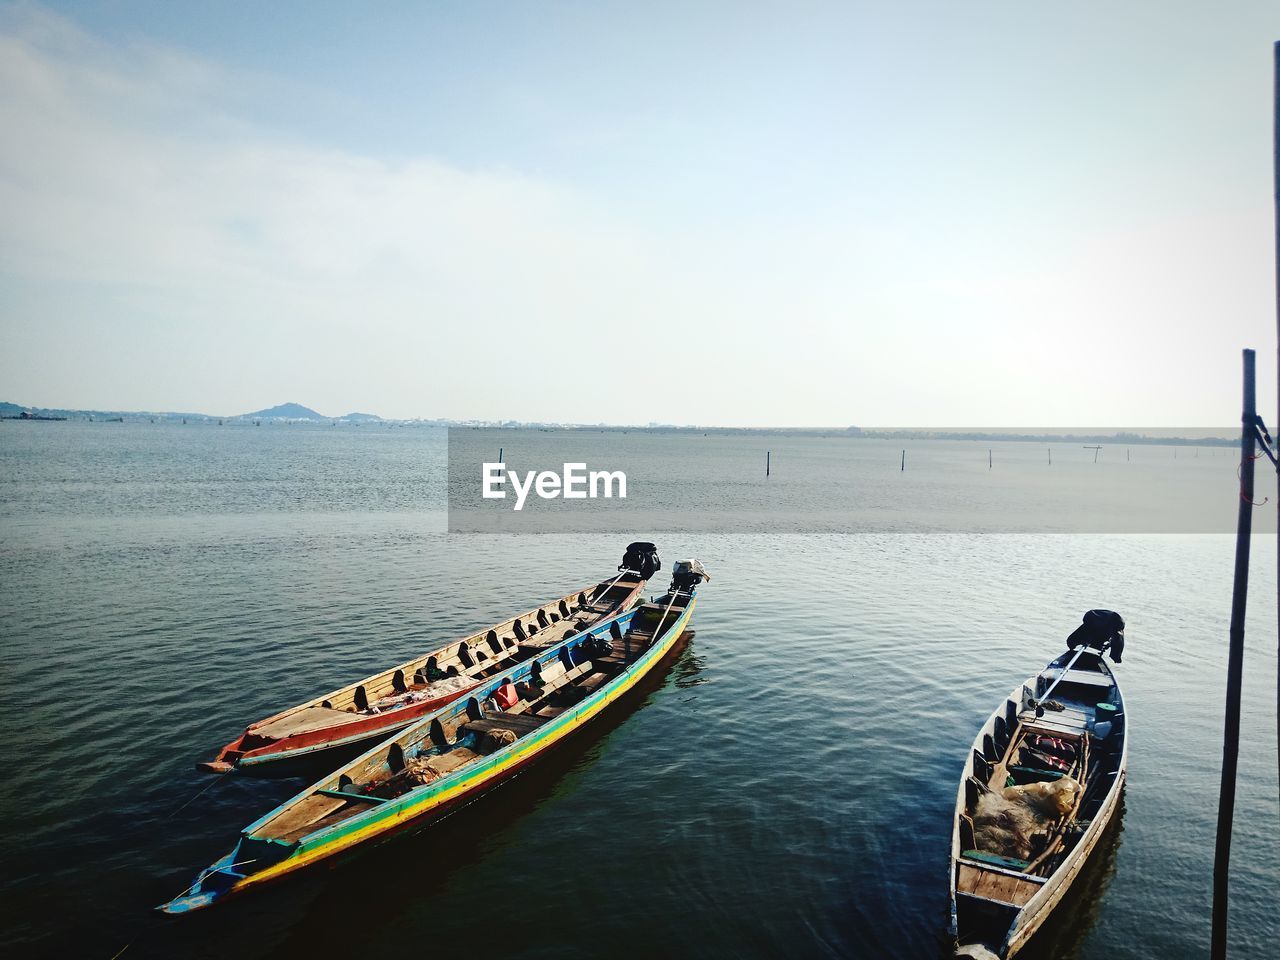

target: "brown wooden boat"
[163,558,707,914]
[950,611,1128,959]
[198,544,661,776]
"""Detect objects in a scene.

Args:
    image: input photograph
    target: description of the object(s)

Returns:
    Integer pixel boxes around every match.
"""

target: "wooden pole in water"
[1274,36,1280,851]
[766,450,771,476]
[988,449,992,469]
[901,449,905,472]
[1210,348,1258,960]
[1048,448,1051,466]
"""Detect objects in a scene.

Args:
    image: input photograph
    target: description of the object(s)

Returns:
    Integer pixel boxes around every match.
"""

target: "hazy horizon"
[0,394,1248,436]
[2,2,1278,426]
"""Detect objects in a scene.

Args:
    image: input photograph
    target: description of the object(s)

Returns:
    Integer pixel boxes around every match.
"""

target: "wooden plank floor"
[957,863,1041,907]
[254,705,370,738]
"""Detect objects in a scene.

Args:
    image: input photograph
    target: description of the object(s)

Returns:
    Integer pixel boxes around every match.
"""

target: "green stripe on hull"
[288,603,693,865]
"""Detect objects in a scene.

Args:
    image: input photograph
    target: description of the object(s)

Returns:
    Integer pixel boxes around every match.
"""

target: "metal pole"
[1210,348,1258,960]
[1032,644,1095,715]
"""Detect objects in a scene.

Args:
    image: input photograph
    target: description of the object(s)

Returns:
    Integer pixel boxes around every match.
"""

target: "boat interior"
[955,648,1126,945]
[231,574,647,750]
[239,587,694,857]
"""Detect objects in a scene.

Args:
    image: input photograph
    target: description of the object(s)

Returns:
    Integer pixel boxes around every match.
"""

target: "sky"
[0,0,1277,426]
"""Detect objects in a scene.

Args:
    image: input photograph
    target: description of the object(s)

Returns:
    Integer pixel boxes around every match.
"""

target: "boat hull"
[198,687,481,777]
[950,653,1128,958]
[201,576,646,777]
[162,596,695,913]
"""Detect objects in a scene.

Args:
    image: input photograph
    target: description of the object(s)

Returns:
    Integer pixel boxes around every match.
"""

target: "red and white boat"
[198,544,660,776]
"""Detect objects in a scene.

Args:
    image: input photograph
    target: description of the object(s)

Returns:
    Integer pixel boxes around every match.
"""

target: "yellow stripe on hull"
[236,599,695,891]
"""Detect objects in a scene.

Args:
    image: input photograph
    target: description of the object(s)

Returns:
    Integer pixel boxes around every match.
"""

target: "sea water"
[0,422,1276,958]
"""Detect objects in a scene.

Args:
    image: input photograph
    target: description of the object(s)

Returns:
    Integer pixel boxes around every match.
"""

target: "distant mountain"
[1,399,391,423]
[239,402,327,421]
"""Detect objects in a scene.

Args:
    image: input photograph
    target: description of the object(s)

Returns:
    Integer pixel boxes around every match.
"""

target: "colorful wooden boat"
[198,544,662,776]
[950,611,1128,959]
[161,560,707,913]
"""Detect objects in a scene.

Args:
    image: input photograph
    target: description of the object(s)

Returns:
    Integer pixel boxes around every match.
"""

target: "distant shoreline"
[0,405,1237,447]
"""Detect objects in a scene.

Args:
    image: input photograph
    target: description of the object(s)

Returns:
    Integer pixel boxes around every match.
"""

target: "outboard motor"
[1067,609,1124,663]
[669,559,710,593]
[620,541,661,580]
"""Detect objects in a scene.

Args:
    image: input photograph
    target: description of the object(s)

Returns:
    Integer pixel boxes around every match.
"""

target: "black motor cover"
[670,558,710,592]
[1067,609,1125,663]
[621,542,661,580]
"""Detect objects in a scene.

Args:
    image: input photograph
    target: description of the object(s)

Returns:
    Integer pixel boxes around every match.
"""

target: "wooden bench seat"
[578,673,610,696]
[1040,668,1113,688]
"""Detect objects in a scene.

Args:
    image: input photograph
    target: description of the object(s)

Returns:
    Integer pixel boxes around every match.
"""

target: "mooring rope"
[164,858,258,906]
[1239,453,1270,506]
[163,772,227,821]
[105,776,235,959]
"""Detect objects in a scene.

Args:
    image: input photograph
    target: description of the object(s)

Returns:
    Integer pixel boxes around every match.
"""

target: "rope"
[168,858,257,903]
[113,779,235,958]
[1238,454,1270,506]
[163,772,227,821]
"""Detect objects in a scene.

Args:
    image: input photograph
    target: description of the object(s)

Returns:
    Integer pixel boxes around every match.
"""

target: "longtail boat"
[161,559,708,914]
[198,542,662,776]
[951,610,1129,959]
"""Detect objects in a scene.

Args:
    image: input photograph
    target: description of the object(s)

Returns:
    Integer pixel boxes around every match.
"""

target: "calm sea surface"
[1,422,1277,959]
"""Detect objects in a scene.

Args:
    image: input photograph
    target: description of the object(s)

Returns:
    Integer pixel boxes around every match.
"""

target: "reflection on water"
[673,635,710,689]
